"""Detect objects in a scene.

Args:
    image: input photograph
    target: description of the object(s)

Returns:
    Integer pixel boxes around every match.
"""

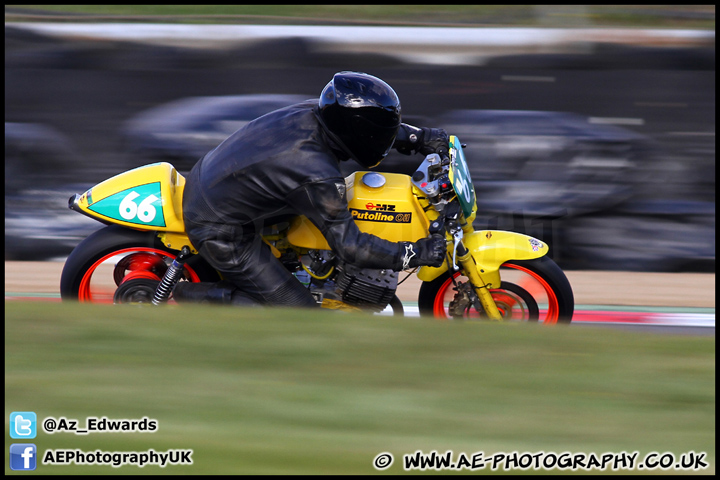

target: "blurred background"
[5,5,715,272]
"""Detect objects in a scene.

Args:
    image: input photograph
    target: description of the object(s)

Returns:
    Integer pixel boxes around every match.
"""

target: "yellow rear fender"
[417,230,549,288]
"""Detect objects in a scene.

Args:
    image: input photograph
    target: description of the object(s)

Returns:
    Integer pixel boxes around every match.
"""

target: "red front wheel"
[60,225,220,303]
[418,256,574,323]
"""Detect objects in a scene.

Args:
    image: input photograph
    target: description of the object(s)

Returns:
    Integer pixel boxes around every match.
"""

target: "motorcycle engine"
[332,263,398,312]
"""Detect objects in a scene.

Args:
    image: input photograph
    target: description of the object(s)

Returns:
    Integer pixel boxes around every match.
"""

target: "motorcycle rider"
[174,71,449,307]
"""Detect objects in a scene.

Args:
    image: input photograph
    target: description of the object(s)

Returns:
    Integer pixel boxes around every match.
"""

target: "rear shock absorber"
[152,246,193,305]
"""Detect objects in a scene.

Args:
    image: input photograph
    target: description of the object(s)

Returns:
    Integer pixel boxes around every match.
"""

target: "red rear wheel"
[61,225,220,303]
[76,248,202,303]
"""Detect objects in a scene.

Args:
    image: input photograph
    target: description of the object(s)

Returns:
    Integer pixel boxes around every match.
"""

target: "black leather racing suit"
[182,100,424,307]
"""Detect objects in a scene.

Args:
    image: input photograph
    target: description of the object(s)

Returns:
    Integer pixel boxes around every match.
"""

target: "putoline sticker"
[88,182,166,227]
[350,209,412,223]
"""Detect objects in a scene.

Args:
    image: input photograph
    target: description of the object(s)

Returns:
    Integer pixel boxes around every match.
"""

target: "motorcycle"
[60,136,574,322]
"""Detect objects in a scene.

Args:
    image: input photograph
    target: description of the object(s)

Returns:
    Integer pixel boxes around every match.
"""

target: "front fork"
[430,216,503,321]
[455,243,503,321]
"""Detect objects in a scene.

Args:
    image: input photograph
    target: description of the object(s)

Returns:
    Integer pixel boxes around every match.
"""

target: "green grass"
[5,301,715,474]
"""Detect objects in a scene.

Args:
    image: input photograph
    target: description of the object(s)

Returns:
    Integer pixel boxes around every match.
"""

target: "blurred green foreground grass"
[5,302,715,475]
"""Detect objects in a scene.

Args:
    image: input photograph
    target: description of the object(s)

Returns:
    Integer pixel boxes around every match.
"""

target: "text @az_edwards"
[42,416,157,434]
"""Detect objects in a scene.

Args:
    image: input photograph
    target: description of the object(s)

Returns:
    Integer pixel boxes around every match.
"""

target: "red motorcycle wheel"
[418,256,574,323]
[61,225,219,303]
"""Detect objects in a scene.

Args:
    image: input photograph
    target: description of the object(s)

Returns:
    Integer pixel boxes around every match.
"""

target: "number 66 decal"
[119,191,159,223]
[87,182,165,227]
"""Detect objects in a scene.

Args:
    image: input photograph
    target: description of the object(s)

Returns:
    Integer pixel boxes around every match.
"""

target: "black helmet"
[318,71,401,168]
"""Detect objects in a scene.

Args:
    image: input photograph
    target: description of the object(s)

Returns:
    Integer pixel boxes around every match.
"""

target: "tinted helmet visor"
[344,112,399,167]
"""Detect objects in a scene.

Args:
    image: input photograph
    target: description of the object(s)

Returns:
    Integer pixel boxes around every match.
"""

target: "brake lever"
[430,204,464,270]
[449,221,463,270]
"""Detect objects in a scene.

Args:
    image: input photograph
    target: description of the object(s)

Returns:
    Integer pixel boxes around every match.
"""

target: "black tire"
[389,295,404,316]
[418,256,574,323]
[60,225,220,301]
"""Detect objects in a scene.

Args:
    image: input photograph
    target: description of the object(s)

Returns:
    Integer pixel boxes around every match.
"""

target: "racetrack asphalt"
[5,261,714,334]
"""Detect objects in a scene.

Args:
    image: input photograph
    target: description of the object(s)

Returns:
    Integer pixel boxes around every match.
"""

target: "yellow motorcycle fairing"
[286,171,431,249]
[69,162,196,252]
[417,230,549,288]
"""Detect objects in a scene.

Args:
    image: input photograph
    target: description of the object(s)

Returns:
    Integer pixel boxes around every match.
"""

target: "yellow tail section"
[69,162,195,251]
[71,162,186,232]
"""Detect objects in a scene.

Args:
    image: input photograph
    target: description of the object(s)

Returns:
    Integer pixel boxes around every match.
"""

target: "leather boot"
[229,290,262,306]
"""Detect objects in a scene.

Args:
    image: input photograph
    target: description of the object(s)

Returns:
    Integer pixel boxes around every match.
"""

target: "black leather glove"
[417,127,449,158]
[401,234,447,269]
[394,124,449,157]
